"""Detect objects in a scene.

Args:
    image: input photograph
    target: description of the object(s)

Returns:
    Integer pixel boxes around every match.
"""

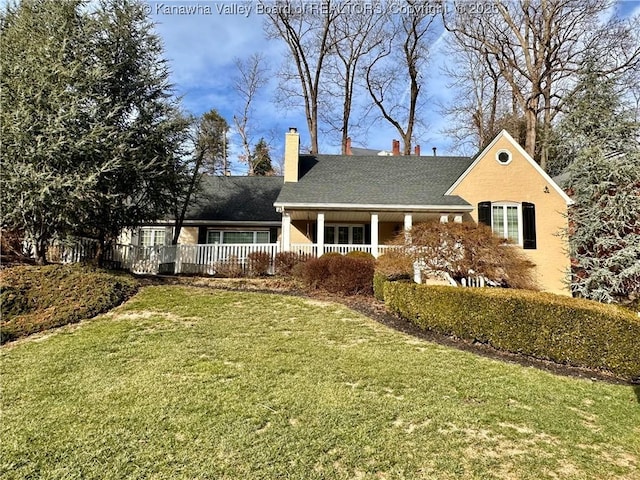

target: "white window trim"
[324,224,366,244]
[206,229,271,244]
[496,149,513,165]
[139,227,167,247]
[491,203,523,246]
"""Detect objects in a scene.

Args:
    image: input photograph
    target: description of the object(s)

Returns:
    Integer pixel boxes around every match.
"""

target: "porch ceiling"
[288,210,458,223]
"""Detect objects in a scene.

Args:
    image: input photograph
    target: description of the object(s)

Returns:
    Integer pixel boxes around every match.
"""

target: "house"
[275,128,572,294]
[127,128,572,294]
[127,175,283,248]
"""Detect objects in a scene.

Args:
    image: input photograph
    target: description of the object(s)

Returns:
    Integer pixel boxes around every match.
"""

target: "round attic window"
[496,149,512,165]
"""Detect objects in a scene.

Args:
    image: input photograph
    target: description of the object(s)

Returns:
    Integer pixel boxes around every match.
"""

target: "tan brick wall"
[291,221,312,244]
[178,226,199,245]
[450,135,571,295]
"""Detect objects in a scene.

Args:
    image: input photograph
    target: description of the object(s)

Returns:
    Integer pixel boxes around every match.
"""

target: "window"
[206,230,271,244]
[492,204,520,243]
[206,231,220,244]
[140,227,166,247]
[478,201,537,249]
[496,149,512,165]
[324,225,365,244]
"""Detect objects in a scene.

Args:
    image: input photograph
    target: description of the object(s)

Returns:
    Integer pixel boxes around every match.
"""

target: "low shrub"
[373,273,388,301]
[295,254,374,296]
[346,251,375,263]
[247,251,271,277]
[274,252,310,277]
[393,222,538,290]
[384,283,640,381]
[375,250,413,281]
[214,256,244,278]
[0,264,138,343]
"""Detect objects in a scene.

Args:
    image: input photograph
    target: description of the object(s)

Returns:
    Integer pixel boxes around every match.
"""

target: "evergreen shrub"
[384,283,640,381]
[0,264,138,343]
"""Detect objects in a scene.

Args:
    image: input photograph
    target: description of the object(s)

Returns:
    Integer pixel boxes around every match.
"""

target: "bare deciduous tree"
[444,0,640,170]
[262,0,340,154]
[440,36,511,153]
[233,53,269,175]
[364,4,437,155]
[322,8,386,153]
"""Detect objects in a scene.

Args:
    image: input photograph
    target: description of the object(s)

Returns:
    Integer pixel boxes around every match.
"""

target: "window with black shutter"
[478,201,492,227]
[522,202,537,249]
[270,227,279,243]
[197,226,207,244]
[479,201,536,248]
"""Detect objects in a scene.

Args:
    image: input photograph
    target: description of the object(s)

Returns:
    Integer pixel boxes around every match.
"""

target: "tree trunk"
[34,237,47,265]
[94,230,106,267]
[524,96,539,159]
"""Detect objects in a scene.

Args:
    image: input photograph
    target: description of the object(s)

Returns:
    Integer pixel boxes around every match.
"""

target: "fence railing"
[46,241,404,276]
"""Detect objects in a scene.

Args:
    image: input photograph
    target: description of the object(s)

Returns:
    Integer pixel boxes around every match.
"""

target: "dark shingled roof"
[185,176,283,222]
[275,154,473,207]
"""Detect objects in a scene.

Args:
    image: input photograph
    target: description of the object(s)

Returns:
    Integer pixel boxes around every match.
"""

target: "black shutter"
[522,202,537,249]
[478,201,492,227]
[197,227,207,244]
[364,224,371,244]
[269,227,278,243]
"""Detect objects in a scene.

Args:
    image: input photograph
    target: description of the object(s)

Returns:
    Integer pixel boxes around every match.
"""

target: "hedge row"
[383,282,640,381]
[1,264,138,343]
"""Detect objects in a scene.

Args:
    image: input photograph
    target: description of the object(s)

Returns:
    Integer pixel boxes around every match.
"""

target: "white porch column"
[404,213,413,243]
[317,212,325,257]
[371,213,379,258]
[282,212,291,252]
[404,213,413,231]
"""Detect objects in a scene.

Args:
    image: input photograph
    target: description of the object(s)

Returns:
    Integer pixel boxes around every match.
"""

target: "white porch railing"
[44,241,402,275]
[291,243,400,257]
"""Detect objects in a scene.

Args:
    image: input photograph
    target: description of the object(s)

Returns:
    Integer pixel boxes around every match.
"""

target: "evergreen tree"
[564,69,640,303]
[0,0,190,263]
[197,109,229,175]
[251,138,275,176]
[548,66,636,177]
[0,0,112,263]
[83,0,190,261]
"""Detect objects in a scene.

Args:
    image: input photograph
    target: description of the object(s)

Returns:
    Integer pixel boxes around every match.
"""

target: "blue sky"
[147,0,640,173]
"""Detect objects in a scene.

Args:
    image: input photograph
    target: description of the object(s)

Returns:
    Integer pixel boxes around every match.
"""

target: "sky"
[146,0,640,173]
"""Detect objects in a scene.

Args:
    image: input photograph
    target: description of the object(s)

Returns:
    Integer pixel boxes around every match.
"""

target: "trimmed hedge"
[384,283,640,381]
[1,264,138,343]
[373,273,388,301]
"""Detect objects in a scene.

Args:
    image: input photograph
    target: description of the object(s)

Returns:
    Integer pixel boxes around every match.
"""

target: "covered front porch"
[278,208,473,258]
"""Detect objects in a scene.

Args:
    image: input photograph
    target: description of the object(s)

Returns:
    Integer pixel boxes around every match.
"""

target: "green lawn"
[2,286,639,479]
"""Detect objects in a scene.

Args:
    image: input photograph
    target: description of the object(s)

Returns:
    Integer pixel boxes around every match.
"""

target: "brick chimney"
[345,137,352,156]
[414,145,421,156]
[284,127,300,183]
[392,139,400,156]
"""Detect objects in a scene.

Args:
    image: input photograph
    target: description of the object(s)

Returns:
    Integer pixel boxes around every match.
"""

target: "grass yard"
[1,286,639,479]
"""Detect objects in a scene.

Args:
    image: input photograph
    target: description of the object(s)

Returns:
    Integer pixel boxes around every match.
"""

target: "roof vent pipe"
[432,147,437,157]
